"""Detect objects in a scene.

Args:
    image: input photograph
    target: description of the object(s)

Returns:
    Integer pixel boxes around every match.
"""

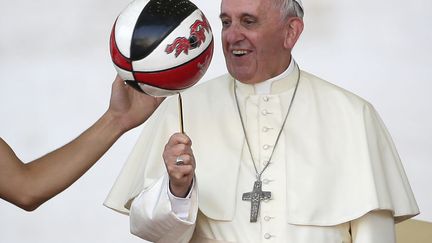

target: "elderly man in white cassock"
[104,0,419,242]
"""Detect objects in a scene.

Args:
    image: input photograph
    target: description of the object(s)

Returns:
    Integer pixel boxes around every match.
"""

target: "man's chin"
[228,69,256,84]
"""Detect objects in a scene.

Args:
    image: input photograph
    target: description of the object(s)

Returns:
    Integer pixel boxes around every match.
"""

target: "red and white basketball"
[110,0,214,96]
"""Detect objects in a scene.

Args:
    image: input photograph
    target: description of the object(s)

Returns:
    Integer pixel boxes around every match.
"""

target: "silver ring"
[175,156,184,166]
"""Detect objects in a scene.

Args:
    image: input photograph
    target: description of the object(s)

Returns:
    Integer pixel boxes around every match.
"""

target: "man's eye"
[221,20,231,27]
[243,19,256,26]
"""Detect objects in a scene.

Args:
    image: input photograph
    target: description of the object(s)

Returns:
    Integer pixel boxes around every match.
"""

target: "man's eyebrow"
[242,14,257,19]
[219,13,228,19]
[219,13,257,19]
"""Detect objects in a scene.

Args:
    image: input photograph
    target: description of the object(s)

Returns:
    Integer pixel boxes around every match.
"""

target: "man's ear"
[284,17,304,49]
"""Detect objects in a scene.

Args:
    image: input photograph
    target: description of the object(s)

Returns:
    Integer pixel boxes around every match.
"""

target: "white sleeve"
[168,179,195,221]
[129,173,198,243]
[351,210,396,243]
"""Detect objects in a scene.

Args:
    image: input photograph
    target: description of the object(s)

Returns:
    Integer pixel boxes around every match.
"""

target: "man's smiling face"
[220,0,292,84]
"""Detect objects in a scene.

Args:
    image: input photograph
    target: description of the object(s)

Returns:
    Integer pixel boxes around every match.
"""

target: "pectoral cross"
[242,180,271,222]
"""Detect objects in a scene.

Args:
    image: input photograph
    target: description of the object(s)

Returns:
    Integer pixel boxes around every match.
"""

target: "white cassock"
[104,60,419,243]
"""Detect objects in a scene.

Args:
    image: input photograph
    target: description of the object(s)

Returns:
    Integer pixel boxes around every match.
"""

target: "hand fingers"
[174,153,195,167]
[167,133,192,146]
[167,163,195,181]
[164,135,195,171]
[165,153,195,191]
[164,133,194,166]
[168,162,195,197]
[163,133,195,197]
[164,151,195,173]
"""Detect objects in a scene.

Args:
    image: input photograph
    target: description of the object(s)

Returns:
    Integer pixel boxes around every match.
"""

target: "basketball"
[110,0,214,96]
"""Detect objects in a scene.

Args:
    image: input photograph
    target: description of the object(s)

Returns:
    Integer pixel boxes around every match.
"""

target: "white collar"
[235,58,296,95]
[254,58,295,95]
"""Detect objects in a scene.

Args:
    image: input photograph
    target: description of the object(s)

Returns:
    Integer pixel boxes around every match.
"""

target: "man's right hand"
[163,133,195,198]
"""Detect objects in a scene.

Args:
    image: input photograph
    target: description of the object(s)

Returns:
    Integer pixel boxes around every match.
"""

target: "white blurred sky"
[0,0,431,242]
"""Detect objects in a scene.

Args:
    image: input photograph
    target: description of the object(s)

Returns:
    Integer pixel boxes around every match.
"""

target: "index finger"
[169,133,192,146]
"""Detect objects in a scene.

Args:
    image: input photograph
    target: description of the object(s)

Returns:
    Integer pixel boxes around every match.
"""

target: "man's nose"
[223,24,244,43]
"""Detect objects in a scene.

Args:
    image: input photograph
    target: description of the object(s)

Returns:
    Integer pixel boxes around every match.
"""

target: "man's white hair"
[272,0,304,20]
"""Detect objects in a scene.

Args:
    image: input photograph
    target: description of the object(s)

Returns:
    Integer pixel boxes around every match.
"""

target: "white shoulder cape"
[104,71,419,225]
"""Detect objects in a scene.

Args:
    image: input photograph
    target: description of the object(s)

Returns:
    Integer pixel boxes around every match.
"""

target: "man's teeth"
[232,50,247,56]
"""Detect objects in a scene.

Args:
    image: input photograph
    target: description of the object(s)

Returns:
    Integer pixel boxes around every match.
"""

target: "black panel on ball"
[130,0,197,61]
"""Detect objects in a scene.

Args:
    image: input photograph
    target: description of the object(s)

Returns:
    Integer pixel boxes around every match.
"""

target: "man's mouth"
[232,49,248,57]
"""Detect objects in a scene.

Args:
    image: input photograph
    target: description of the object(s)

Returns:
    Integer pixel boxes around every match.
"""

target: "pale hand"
[163,133,195,197]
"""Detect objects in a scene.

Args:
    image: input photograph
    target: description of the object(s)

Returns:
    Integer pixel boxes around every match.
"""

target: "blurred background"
[0,0,431,242]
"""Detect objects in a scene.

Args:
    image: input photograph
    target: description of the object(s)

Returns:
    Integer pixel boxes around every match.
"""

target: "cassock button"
[264,216,271,221]
[263,96,270,102]
[261,109,270,116]
[263,144,271,150]
[263,179,270,184]
[262,127,269,132]
[264,233,272,239]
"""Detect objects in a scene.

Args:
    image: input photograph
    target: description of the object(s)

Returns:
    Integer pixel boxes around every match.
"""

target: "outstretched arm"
[0,76,164,211]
